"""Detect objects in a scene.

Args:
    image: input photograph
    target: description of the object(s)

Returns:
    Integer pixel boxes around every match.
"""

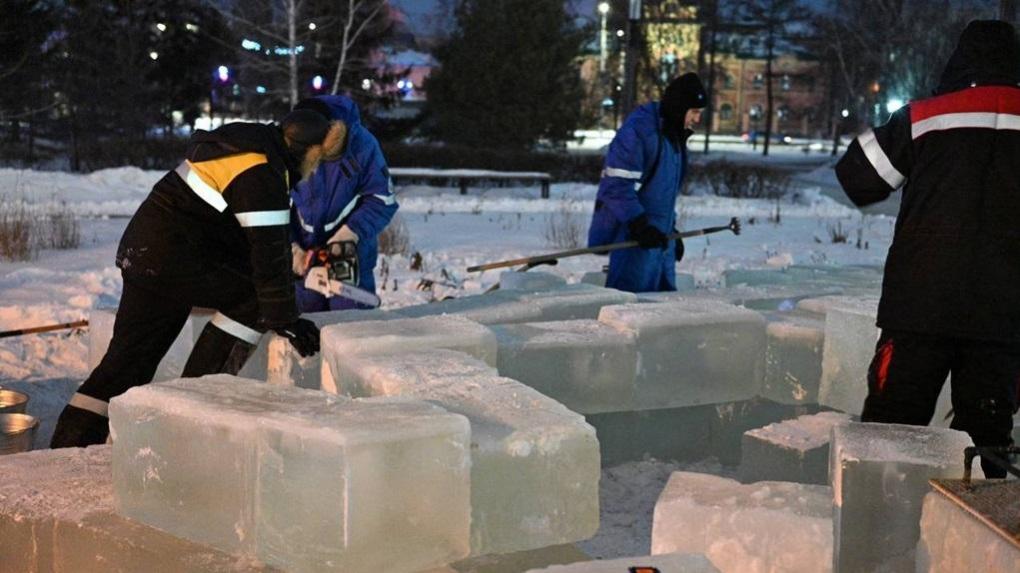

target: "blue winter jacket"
[290,95,398,295]
[588,102,686,292]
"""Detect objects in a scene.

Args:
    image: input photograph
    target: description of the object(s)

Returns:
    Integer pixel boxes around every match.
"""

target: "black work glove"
[628,215,669,249]
[273,318,320,357]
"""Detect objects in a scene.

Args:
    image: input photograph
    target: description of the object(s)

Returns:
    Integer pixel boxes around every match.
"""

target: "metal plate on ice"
[929,479,1020,550]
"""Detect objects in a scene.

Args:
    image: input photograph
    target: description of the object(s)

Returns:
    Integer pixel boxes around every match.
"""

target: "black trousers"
[50,266,264,448]
[861,329,1020,478]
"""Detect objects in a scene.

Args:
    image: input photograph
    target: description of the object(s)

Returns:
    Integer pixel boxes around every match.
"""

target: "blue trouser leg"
[606,240,677,293]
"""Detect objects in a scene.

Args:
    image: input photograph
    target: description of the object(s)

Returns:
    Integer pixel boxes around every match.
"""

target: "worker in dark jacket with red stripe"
[51,110,342,448]
[836,20,1020,478]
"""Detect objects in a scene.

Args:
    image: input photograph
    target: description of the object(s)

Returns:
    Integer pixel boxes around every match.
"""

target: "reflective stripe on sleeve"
[602,167,643,180]
[234,209,290,228]
[211,312,262,345]
[175,162,228,212]
[323,196,361,232]
[69,393,109,418]
[857,130,906,189]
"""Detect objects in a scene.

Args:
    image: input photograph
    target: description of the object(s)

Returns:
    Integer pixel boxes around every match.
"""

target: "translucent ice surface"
[524,552,720,572]
[394,291,546,325]
[761,313,825,405]
[739,411,852,485]
[916,487,1020,573]
[498,270,567,291]
[830,422,977,573]
[518,284,638,322]
[320,315,498,394]
[651,471,832,573]
[0,446,278,573]
[598,301,766,409]
[110,375,472,573]
[340,350,601,556]
[492,320,638,414]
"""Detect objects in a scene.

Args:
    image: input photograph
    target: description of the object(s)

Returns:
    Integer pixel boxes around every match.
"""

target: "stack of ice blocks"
[598,300,766,409]
[319,315,498,394]
[498,270,566,291]
[110,375,473,573]
[739,411,852,485]
[761,312,825,405]
[916,483,1020,572]
[0,446,279,573]
[830,422,978,573]
[651,471,832,573]
[492,320,638,414]
[264,308,395,389]
[337,349,601,556]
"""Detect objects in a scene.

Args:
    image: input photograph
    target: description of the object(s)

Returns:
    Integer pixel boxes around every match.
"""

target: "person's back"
[835,20,1020,478]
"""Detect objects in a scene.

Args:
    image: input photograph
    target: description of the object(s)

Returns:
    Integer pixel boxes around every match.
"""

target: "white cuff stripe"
[324,196,361,232]
[175,163,228,212]
[235,209,290,228]
[374,192,397,206]
[912,112,1020,139]
[211,312,262,345]
[603,167,643,180]
[858,129,906,189]
[70,393,109,418]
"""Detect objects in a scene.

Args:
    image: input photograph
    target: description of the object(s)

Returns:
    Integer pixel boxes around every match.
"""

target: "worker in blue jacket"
[588,73,706,293]
[289,95,398,310]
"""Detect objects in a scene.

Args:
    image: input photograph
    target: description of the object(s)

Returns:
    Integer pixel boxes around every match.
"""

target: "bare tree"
[330,0,388,95]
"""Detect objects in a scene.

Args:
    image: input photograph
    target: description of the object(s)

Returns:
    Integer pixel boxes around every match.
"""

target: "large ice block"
[818,297,953,423]
[492,320,638,414]
[0,446,279,573]
[739,411,852,485]
[723,268,795,287]
[830,422,977,573]
[499,270,567,291]
[110,375,472,573]
[651,471,832,573]
[340,351,601,556]
[762,313,825,404]
[519,284,638,321]
[265,308,395,390]
[320,315,498,394]
[89,307,215,381]
[916,485,1020,573]
[524,553,720,572]
[394,290,545,325]
[598,301,766,409]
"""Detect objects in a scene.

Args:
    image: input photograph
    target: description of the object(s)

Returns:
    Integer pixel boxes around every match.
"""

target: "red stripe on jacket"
[910,86,1020,123]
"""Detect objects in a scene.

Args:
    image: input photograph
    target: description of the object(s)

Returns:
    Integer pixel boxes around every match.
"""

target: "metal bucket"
[0,389,29,415]
[0,414,38,455]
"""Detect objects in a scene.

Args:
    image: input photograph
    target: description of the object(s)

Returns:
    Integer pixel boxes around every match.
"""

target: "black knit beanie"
[280,108,331,163]
[661,72,707,124]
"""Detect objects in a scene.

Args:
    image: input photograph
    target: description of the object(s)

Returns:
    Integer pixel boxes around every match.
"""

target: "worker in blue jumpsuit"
[289,95,398,310]
[588,73,706,293]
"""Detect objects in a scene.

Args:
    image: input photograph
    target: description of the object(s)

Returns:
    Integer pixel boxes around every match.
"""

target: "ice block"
[761,313,825,405]
[110,375,472,573]
[498,271,567,291]
[739,411,852,485]
[598,301,766,409]
[651,471,832,573]
[492,320,638,414]
[915,486,1020,573]
[524,552,719,572]
[519,284,639,322]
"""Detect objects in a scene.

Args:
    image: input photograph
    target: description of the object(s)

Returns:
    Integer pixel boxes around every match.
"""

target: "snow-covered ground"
[0,165,894,561]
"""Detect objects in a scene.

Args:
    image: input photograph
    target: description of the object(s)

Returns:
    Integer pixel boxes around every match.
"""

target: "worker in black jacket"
[835,20,1020,478]
[51,109,343,448]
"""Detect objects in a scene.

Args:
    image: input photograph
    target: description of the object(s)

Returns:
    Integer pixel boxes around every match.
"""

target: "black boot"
[49,404,109,448]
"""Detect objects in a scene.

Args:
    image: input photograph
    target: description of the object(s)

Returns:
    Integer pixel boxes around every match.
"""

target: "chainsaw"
[303,241,381,308]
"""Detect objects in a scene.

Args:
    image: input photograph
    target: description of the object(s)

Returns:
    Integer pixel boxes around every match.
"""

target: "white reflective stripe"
[297,210,314,233]
[69,393,109,418]
[234,209,290,228]
[374,192,397,206]
[211,312,262,345]
[323,196,361,232]
[857,129,906,189]
[175,162,228,212]
[603,167,643,180]
[912,112,1020,139]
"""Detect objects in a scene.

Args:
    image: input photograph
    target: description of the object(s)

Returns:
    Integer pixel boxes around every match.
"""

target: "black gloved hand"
[273,318,320,357]
[675,235,685,262]
[628,215,669,249]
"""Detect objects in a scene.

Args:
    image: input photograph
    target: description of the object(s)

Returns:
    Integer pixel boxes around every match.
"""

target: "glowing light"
[841,109,850,118]
[616,29,625,37]
[273,45,305,56]
[217,66,229,82]
[312,75,324,90]
[886,98,905,113]
[308,22,317,30]
[397,80,406,89]
[598,2,610,15]
[406,81,414,89]
[156,23,167,32]
[149,51,159,60]
[242,38,262,51]
[361,78,372,90]
[185,23,199,33]
[256,85,267,94]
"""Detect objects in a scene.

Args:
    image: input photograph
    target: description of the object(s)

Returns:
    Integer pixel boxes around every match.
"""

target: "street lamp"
[598,2,610,73]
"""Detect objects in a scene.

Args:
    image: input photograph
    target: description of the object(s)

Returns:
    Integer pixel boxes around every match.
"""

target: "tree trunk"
[332,0,355,95]
[763,27,774,157]
[288,0,299,107]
